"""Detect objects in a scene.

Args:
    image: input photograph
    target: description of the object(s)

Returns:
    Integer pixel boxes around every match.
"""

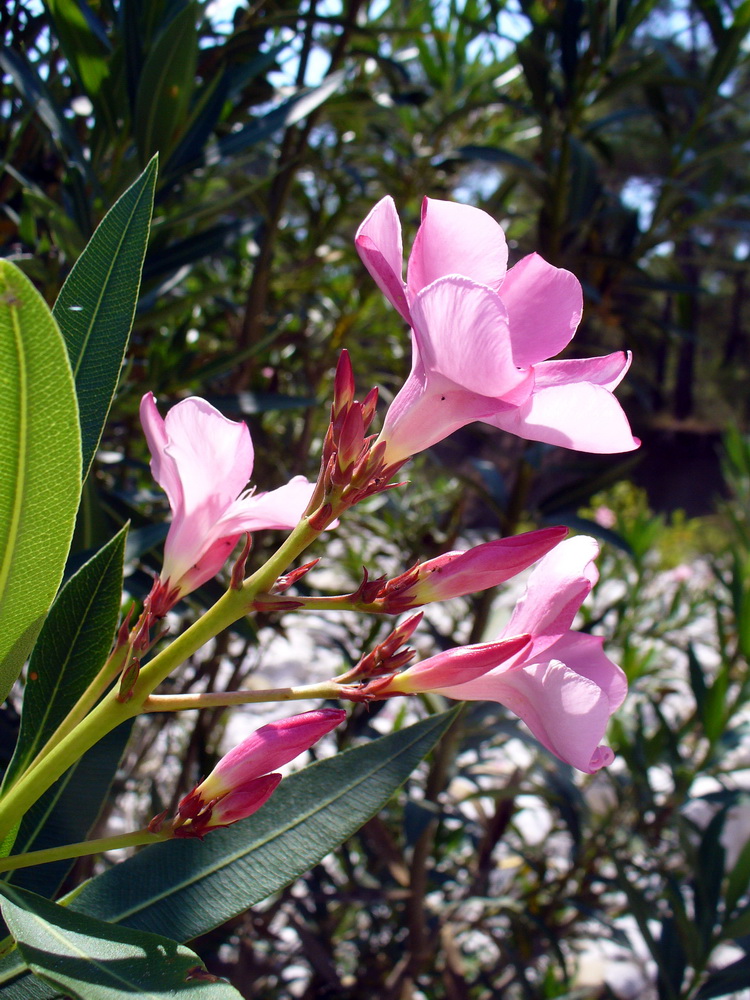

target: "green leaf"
[0,883,242,999]
[0,710,458,996]
[44,0,116,134]
[162,45,285,182]
[211,71,346,164]
[725,835,750,918]
[0,528,130,893]
[453,144,546,181]
[3,525,128,793]
[73,709,459,940]
[53,158,157,480]
[0,50,93,185]
[7,722,133,900]
[722,901,750,942]
[142,218,253,284]
[0,262,82,706]
[134,4,198,165]
[694,807,726,948]
[695,954,750,999]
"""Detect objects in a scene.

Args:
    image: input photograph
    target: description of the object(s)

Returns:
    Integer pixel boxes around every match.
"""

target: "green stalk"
[4,642,132,792]
[0,517,329,840]
[0,829,170,874]
[255,594,377,613]
[0,690,135,842]
[133,517,324,698]
[142,679,347,713]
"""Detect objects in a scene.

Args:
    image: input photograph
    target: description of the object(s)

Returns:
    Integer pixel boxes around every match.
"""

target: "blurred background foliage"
[2,0,750,996]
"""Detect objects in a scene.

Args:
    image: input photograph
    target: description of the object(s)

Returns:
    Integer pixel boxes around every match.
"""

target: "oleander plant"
[0,161,641,996]
[2,1,750,998]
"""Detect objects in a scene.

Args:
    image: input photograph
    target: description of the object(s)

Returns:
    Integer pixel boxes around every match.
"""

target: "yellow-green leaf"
[0,262,81,704]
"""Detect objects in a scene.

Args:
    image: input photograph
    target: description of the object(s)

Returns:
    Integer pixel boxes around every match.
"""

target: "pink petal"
[407,198,508,296]
[436,658,616,773]
[411,277,530,398]
[355,196,411,322]
[544,633,628,711]
[390,635,531,693]
[503,536,600,642]
[533,351,632,391]
[486,382,640,453]
[218,475,316,535]
[204,709,346,795]
[500,254,583,367]
[206,773,282,828]
[140,393,182,514]
[171,533,244,595]
[378,368,516,464]
[412,526,569,603]
[161,397,254,516]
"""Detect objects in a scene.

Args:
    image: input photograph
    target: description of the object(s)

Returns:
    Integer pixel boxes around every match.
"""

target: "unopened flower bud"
[374,527,568,612]
[173,709,346,837]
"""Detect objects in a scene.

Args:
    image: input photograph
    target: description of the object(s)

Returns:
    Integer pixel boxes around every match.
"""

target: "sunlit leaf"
[0,262,81,705]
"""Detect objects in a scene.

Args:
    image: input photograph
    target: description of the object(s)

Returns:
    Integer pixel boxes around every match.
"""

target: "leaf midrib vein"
[0,286,28,616]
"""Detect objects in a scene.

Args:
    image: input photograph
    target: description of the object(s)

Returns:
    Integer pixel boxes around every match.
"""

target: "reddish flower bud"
[375,527,568,612]
[174,709,346,837]
[332,350,356,420]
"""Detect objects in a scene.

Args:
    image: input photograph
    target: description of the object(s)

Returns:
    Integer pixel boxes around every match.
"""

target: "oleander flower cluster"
[140,196,638,832]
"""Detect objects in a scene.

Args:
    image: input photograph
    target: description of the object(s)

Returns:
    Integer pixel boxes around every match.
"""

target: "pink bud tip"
[333,350,355,417]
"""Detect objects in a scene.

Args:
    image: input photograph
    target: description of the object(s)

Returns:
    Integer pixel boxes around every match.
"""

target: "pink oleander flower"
[355,196,639,463]
[371,525,568,612]
[378,536,627,773]
[176,709,346,836]
[140,393,316,604]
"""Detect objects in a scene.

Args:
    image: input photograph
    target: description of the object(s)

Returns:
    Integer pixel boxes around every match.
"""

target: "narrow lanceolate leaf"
[0,262,81,706]
[0,711,459,998]
[0,50,92,184]
[44,0,117,134]
[7,722,133,900]
[70,709,459,940]
[695,954,750,1000]
[134,4,198,165]
[0,884,242,1000]
[54,158,157,480]
[1,529,130,893]
[3,526,128,793]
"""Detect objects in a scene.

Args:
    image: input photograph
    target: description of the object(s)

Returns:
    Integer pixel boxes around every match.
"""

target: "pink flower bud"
[375,526,568,612]
[333,350,355,419]
[337,404,365,473]
[381,634,531,694]
[175,709,345,836]
[338,612,423,683]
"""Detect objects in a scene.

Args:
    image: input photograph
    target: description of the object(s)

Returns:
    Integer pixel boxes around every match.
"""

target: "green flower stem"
[6,642,132,794]
[130,588,247,701]
[133,516,325,699]
[0,517,329,841]
[0,689,136,843]
[242,516,328,593]
[254,593,385,614]
[0,829,170,874]
[142,679,347,713]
